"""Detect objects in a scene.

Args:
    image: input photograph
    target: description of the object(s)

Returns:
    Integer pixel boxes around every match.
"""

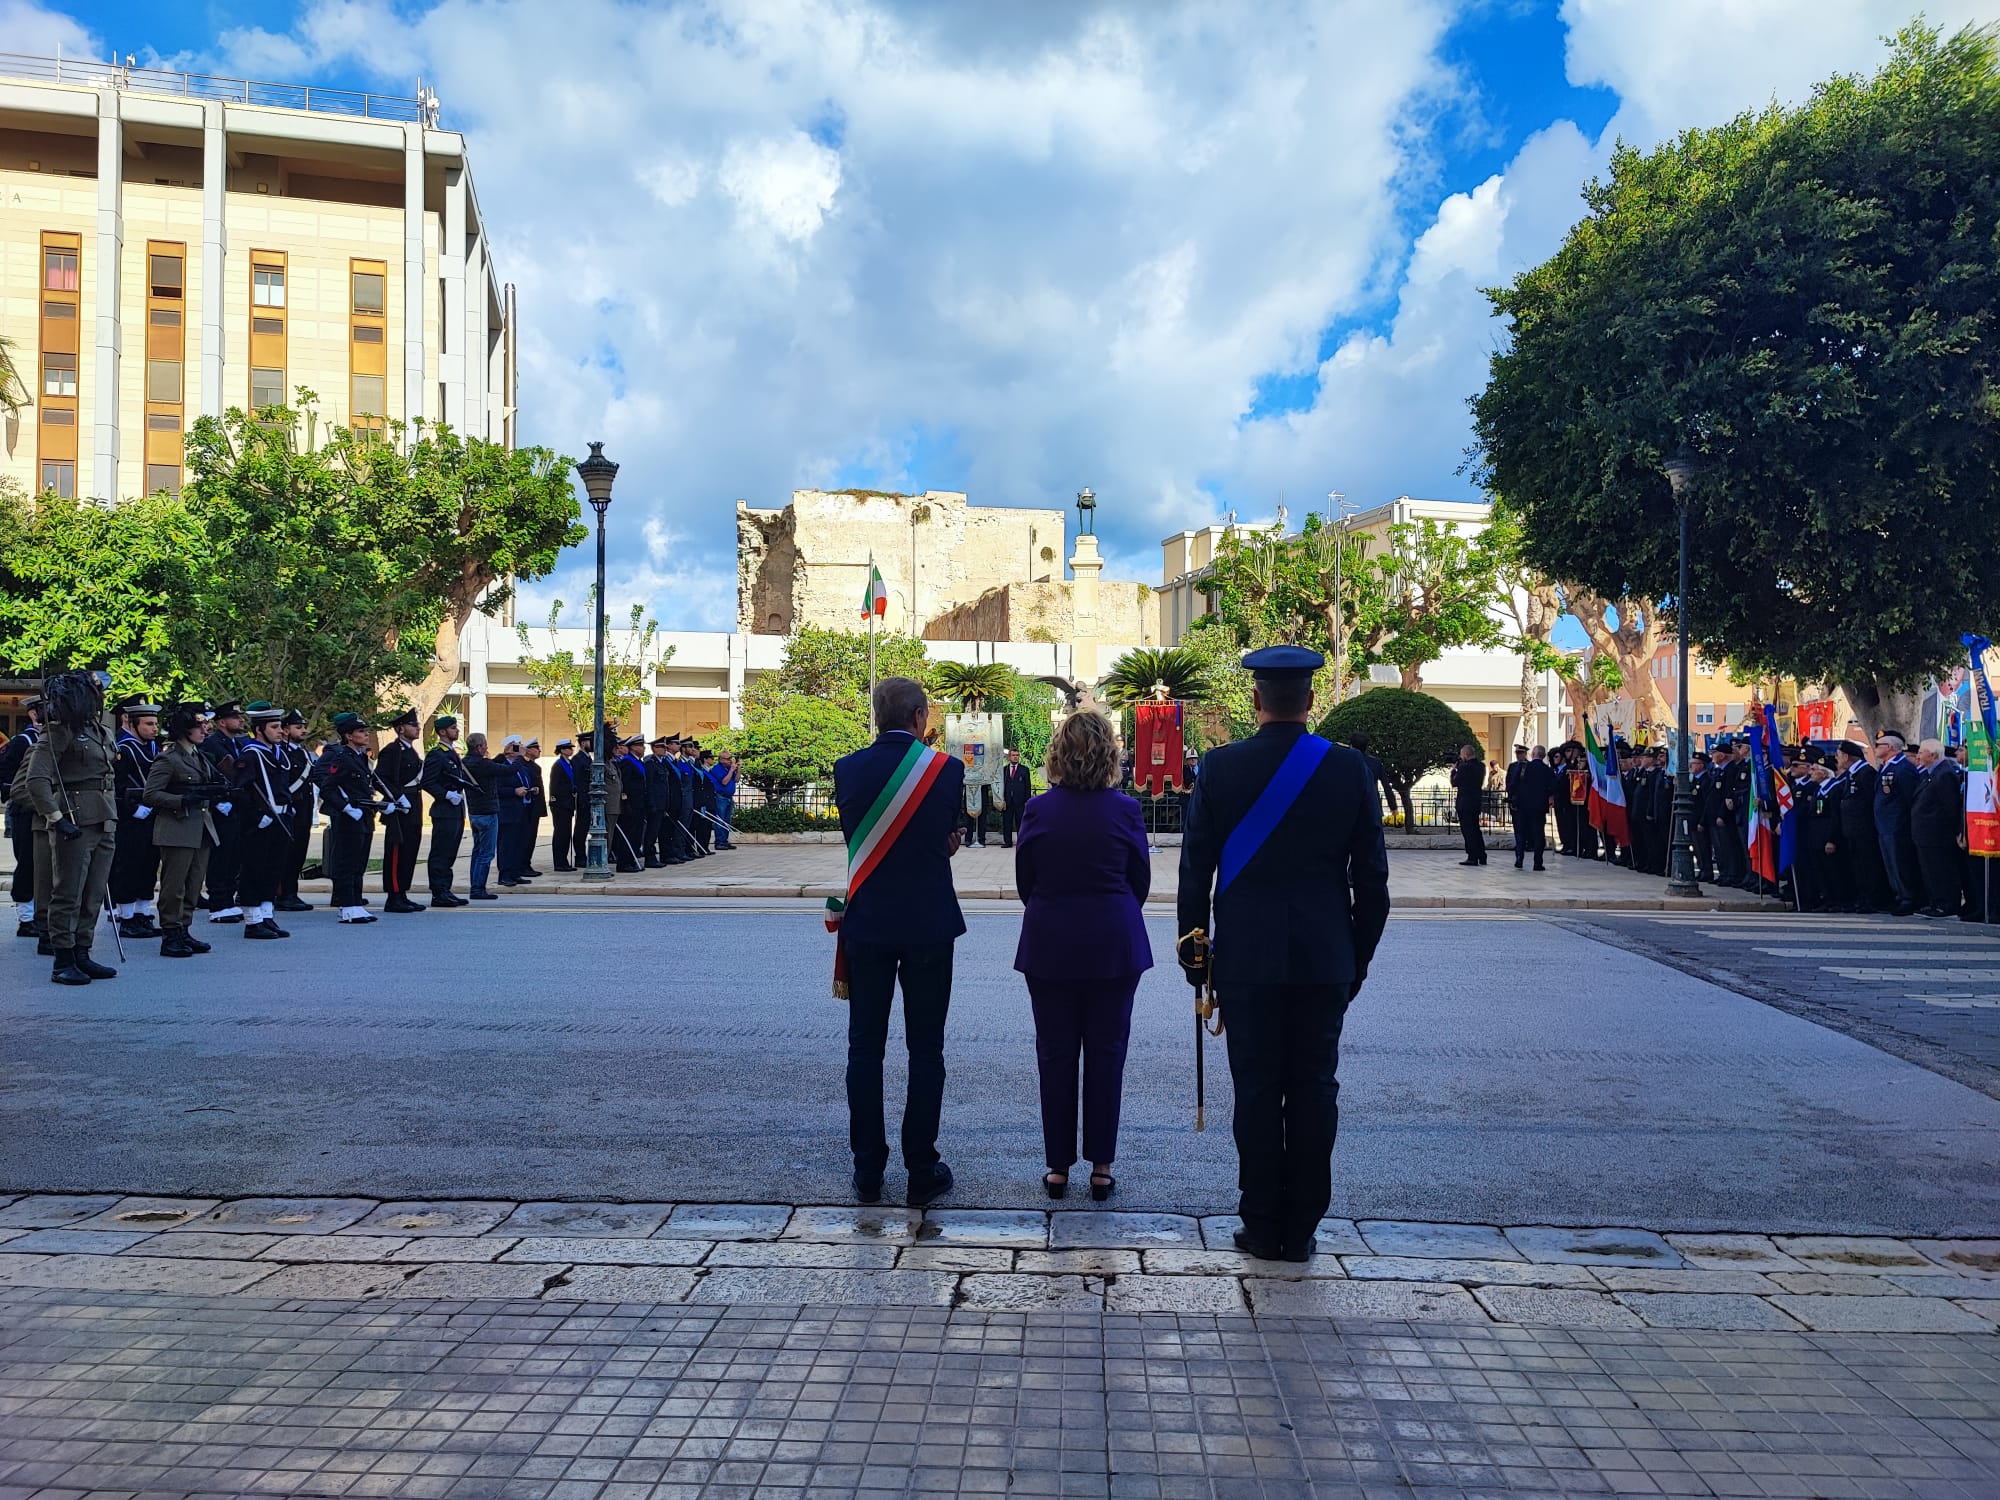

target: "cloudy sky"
[11,0,1994,627]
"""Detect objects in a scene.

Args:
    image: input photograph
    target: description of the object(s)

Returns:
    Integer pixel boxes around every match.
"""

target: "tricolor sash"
[828,739,950,998]
[1217,733,1331,895]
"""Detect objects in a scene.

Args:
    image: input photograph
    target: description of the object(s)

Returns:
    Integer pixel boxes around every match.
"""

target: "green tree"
[730,693,869,799]
[0,481,210,699]
[932,661,1016,709]
[1472,23,2000,732]
[515,594,670,736]
[751,624,931,714]
[1099,646,1215,707]
[1317,687,1477,815]
[0,334,28,420]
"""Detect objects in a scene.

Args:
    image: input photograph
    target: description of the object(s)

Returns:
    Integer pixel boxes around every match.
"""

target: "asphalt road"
[5,900,1999,1235]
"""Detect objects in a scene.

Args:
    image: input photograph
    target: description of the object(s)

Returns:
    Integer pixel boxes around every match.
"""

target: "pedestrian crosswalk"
[1646,915,2000,1009]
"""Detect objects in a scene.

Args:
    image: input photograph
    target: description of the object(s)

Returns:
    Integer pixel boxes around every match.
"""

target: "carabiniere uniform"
[316,712,382,924]
[276,709,316,911]
[376,707,427,912]
[1176,645,1391,1263]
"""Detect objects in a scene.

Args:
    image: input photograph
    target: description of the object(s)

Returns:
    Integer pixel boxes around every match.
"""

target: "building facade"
[0,53,513,504]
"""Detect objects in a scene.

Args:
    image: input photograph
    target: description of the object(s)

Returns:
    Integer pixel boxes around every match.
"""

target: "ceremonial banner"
[945,712,1002,817]
[1964,634,2000,858]
[1133,700,1186,795]
[1763,703,1796,874]
[1583,719,1629,847]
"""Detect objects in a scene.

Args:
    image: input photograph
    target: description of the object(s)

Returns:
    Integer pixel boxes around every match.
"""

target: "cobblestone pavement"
[2,1283,1997,1499]
[1558,913,2000,1100]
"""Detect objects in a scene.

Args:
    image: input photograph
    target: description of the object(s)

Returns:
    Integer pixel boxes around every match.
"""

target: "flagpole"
[867,550,877,737]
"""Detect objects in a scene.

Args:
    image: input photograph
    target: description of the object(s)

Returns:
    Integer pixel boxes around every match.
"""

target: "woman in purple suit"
[1014,711,1154,1200]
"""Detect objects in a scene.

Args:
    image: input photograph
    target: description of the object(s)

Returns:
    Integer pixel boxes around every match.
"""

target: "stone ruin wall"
[736,504,801,634]
[926,580,1161,648]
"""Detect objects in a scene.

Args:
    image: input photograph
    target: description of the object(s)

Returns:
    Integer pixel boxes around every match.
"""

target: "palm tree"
[933,661,1016,710]
[0,335,30,420]
[1100,646,1212,706]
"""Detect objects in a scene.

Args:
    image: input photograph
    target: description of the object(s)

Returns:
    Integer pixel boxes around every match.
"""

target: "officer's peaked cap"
[386,706,419,730]
[332,711,370,734]
[1241,645,1324,679]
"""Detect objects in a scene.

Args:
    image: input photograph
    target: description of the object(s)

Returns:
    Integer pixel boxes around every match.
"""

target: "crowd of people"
[0,672,741,983]
[1467,731,1995,921]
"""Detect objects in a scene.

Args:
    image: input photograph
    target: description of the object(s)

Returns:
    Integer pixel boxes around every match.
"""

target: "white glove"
[133,805,152,820]
[258,815,274,829]
[216,802,232,816]
[446,791,463,806]
[344,805,363,822]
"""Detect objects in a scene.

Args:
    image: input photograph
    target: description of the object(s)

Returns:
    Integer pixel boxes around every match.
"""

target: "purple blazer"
[1013,786,1154,980]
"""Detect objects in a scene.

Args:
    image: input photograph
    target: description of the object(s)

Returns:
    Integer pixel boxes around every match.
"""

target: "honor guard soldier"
[143,703,224,957]
[24,671,122,986]
[232,704,295,938]
[1176,646,1390,1262]
[616,733,649,872]
[109,697,165,938]
[376,707,427,913]
[418,714,473,906]
[2,695,45,938]
[318,712,383,924]
[200,700,249,922]
[549,739,579,871]
[275,709,317,912]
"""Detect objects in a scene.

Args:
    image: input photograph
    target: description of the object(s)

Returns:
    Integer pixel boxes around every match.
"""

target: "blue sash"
[1217,733,1332,895]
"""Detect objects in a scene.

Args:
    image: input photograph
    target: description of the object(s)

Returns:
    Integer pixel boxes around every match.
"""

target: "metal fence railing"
[0,52,436,123]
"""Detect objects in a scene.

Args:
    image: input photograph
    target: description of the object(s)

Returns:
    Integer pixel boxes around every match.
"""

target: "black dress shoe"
[853,1172,883,1205]
[72,947,117,979]
[553,862,574,873]
[244,920,284,939]
[120,916,163,939]
[1458,858,1480,866]
[499,878,521,887]
[1231,1228,1285,1261]
[384,895,426,913]
[469,889,499,901]
[275,897,314,913]
[431,892,469,908]
[182,929,212,953]
[907,1161,953,1208]
[524,867,544,877]
[16,920,36,939]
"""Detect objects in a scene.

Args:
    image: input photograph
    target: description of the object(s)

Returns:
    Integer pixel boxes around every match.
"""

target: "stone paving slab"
[68,1194,219,1230]
[1046,1209,1198,1248]
[116,1229,284,1260]
[958,1272,1105,1312]
[1771,1293,1997,1332]
[542,1265,700,1303]
[497,1234,711,1265]
[1913,1237,2000,1275]
[1615,1291,1808,1330]
[493,1200,676,1237]
[340,1199,518,1236]
[1356,1218,1522,1259]
[1249,1275,1486,1321]
[689,1267,957,1306]
[174,1195,376,1234]
[0,1251,271,1294]
[397,1261,562,1299]
[1473,1285,1645,1329]
[0,1194,118,1228]
[243,1261,415,1299]
[1341,1253,1602,1288]
[1661,1230,1808,1270]
[1775,1232,1956,1273]
[653,1202,791,1239]
[0,1228,156,1256]
[1105,1272,1247,1314]
[1199,1213,1366,1254]
[1504,1222,1684,1268]
[250,1232,410,1261]
[781,1204,924,1243]
[382,1235,520,1261]
[913,1208,1048,1248]
[703,1240,899,1268]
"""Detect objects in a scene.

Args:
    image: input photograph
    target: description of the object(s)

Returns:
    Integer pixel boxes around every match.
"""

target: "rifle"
[1176,927,1223,1131]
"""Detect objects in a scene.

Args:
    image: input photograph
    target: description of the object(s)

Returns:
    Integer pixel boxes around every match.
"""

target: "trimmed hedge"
[731,804,843,835]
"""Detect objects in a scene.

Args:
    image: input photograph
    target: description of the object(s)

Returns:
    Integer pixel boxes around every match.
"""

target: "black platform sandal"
[1089,1172,1116,1202]
[1043,1172,1068,1200]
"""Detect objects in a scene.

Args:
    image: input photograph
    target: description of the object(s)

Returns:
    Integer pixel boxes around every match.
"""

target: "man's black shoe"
[384,895,426,914]
[853,1173,883,1205]
[1458,858,1480,867]
[431,892,469,908]
[17,920,37,938]
[499,878,521,887]
[553,862,574,873]
[525,867,544,877]
[72,946,117,979]
[469,889,499,901]
[183,929,212,953]
[1533,861,1546,871]
[1231,1228,1285,1261]
[120,916,163,939]
[275,897,314,913]
[907,1161,953,1208]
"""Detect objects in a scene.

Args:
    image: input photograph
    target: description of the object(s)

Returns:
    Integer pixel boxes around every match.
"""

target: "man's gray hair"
[873,676,928,733]
[467,732,487,754]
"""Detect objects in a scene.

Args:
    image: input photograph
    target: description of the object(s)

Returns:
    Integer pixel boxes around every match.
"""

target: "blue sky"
[13,0,1992,630]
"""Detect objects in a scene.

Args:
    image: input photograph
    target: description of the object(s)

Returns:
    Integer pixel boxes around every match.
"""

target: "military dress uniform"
[201,704,249,920]
[276,709,317,911]
[1178,647,1391,1261]
[1874,747,1921,913]
[1837,751,1890,911]
[376,707,427,913]
[417,716,473,906]
[1,701,43,937]
[23,688,121,984]
[108,704,165,936]
[144,711,222,956]
[232,705,295,938]
[549,742,579,872]
[1913,754,1967,918]
[318,712,381,923]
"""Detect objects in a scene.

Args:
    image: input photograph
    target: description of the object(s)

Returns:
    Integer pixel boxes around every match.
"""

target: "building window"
[145,464,181,497]
[148,254,183,299]
[43,247,78,291]
[147,413,180,432]
[349,257,389,435]
[42,354,77,398]
[251,367,286,410]
[146,359,182,403]
[40,461,75,498]
[1695,704,1716,726]
[1725,703,1745,723]
[352,270,385,314]
[352,374,386,417]
[253,266,286,307]
[149,307,181,328]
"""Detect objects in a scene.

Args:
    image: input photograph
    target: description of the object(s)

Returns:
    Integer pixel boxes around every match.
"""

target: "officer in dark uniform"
[1873,731,1921,915]
[549,739,579,871]
[1913,740,1966,918]
[1450,743,1487,865]
[616,733,649,871]
[376,706,427,913]
[1792,762,1836,911]
[644,736,675,866]
[317,711,382,924]
[1686,750,1715,881]
[275,709,317,912]
[567,736,595,869]
[109,698,165,938]
[1831,740,1888,911]
[199,701,249,921]
[1713,738,1751,886]
[1,695,44,938]
[1178,646,1391,1262]
[233,703,295,938]
[24,671,121,984]
[418,714,473,906]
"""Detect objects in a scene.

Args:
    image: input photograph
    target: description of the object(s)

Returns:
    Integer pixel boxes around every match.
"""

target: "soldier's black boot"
[73,946,117,979]
[160,928,196,958]
[15,920,34,938]
[50,948,91,986]
[182,926,213,954]
[36,927,53,956]
[120,915,162,939]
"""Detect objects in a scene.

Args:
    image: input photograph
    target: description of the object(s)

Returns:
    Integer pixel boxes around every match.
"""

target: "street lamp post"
[575,441,619,882]
[1662,443,1703,899]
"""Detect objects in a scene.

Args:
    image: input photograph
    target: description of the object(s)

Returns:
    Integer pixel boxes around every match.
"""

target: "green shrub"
[1317,687,1476,816]
[730,803,842,835]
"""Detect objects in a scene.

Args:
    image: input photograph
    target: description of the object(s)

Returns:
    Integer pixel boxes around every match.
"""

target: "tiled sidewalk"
[2,1289,1997,1498]
[2,1196,1996,1335]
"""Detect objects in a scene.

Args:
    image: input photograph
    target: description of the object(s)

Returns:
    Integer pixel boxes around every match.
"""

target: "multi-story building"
[0,52,514,507]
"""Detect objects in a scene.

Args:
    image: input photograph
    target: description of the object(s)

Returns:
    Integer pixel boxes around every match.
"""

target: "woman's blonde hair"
[1045,711,1121,790]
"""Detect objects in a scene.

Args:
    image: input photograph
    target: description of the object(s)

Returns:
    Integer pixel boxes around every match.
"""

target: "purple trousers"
[1027,973,1140,1171]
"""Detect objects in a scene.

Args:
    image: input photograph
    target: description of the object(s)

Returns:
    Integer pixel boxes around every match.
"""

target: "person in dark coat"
[1714,739,1751,886]
[644,737,676,867]
[1000,749,1033,848]
[832,676,967,1209]
[1503,745,1528,864]
[1513,745,1557,870]
[418,715,473,906]
[375,706,427,913]
[1873,730,1921,914]
[1912,739,1966,918]
[1687,751,1716,880]
[1013,712,1152,1201]
[548,739,579,872]
[1178,646,1391,1263]
[614,734,649,872]
[1831,741,1888,912]
[463,732,505,899]
[565,740,593,869]
[495,736,537,886]
[1450,744,1487,865]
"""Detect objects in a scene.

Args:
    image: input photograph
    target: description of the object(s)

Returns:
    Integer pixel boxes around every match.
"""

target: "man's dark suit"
[1514,757,1557,867]
[643,753,675,866]
[833,730,968,1187]
[1000,762,1032,847]
[1874,752,1921,909]
[1178,722,1391,1256]
[549,755,578,871]
[1504,755,1527,860]
[1451,755,1487,864]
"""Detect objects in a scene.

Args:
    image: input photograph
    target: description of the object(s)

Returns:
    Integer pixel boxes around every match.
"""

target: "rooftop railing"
[0,51,438,125]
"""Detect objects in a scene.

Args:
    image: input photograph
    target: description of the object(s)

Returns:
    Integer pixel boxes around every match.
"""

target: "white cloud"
[0,0,96,57]
[718,133,844,246]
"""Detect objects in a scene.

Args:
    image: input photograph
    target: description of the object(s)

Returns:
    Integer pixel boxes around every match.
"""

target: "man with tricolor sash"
[829,676,967,1208]
[1175,645,1390,1263]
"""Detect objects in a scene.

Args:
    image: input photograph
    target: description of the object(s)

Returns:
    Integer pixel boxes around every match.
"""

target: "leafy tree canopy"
[1471,23,2000,727]
[753,624,932,714]
[729,693,869,798]
[933,661,1015,709]
[515,595,670,736]
[1099,646,1216,707]
[1316,687,1476,802]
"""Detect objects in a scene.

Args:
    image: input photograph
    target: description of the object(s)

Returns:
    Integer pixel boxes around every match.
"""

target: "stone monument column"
[1070,534,1104,680]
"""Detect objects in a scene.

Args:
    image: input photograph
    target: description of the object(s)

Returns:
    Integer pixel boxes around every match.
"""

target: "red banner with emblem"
[1133,700,1186,796]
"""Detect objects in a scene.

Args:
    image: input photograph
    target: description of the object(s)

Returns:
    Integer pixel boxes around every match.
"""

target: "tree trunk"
[1841,677,1924,743]
[1399,662,1424,690]
[1567,589,1668,724]
[406,564,491,727]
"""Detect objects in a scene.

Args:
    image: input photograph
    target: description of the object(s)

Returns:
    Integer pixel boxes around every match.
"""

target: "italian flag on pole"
[861,564,888,620]
[1583,719,1630,848]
